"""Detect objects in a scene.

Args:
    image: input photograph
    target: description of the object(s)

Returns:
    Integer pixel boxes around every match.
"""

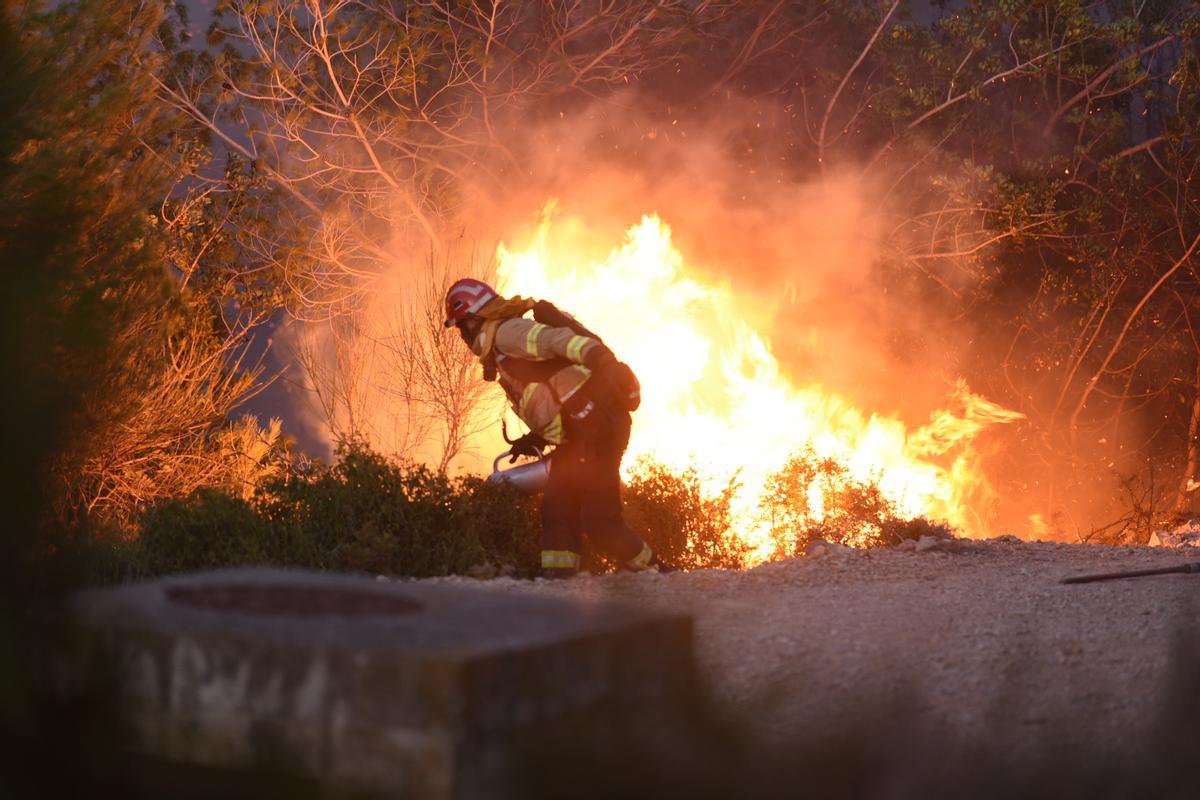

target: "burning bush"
[763,448,910,557]
[621,461,750,571]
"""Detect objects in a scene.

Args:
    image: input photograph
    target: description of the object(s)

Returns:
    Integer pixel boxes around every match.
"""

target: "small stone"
[1150,519,1200,548]
[805,540,830,558]
[466,563,499,580]
[915,535,941,553]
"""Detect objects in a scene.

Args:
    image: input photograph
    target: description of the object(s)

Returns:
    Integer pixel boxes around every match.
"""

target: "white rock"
[915,535,941,553]
[1150,519,1200,547]
[805,540,830,558]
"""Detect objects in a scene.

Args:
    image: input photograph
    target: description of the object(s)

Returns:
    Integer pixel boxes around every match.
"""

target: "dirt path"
[431,539,1200,756]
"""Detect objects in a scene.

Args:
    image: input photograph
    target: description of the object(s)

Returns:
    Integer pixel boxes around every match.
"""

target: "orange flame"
[496,208,1022,563]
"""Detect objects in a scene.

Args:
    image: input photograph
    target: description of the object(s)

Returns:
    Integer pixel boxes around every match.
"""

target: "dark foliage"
[260,445,540,577]
[138,489,276,575]
[128,443,937,580]
[622,461,750,571]
[131,444,540,579]
[133,443,758,580]
[0,0,155,793]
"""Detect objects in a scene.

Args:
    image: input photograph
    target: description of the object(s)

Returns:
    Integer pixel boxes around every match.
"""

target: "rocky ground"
[426,538,1200,762]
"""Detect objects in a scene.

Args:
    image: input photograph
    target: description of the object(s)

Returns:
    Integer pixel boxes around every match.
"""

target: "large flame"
[496,209,1022,562]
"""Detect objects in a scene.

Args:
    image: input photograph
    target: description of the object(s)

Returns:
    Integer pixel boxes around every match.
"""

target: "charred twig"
[1062,562,1200,584]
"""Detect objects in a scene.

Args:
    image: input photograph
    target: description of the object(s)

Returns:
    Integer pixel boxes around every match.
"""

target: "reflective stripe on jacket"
[482,317,605,444]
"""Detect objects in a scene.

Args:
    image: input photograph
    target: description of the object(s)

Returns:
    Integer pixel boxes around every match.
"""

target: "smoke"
[291,86,1136,540]
[277,248,507,471]
[459,93,973,425]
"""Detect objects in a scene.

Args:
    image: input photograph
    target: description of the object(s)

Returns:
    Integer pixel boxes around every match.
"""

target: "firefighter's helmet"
[443,278,497,328]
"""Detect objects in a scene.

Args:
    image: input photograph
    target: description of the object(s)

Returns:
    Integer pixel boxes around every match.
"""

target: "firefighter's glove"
[593,359,642,412]
[582,345,617,372]
[508,433,547,463]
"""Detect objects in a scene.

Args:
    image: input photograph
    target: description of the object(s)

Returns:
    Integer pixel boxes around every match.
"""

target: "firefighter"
[443,277,670,577]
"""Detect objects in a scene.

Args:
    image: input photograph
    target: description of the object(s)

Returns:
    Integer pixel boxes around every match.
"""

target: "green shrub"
[622,461,750,571]
[453,475,541,575]
[136,488,273,575]
[135,443,542,579]
[69,525,141,586]
[257,446,522,577]
[132,442,950,580]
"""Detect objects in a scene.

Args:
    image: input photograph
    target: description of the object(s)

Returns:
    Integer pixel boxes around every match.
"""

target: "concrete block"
[67,568,693,798]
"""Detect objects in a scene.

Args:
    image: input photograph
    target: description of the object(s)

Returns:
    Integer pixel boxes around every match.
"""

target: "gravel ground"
[428,538,1200,759]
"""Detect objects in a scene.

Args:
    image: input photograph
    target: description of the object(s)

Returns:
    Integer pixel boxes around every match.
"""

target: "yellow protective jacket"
[471,315,607,444]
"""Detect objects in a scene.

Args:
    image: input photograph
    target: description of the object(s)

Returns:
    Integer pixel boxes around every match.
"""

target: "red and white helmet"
[443,278,498,328]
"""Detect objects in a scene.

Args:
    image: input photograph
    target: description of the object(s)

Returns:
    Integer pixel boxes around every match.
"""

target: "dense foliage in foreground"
[95,444,945,582]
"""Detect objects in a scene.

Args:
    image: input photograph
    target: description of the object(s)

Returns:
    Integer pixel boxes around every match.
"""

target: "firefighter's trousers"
[539,406,649,573]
